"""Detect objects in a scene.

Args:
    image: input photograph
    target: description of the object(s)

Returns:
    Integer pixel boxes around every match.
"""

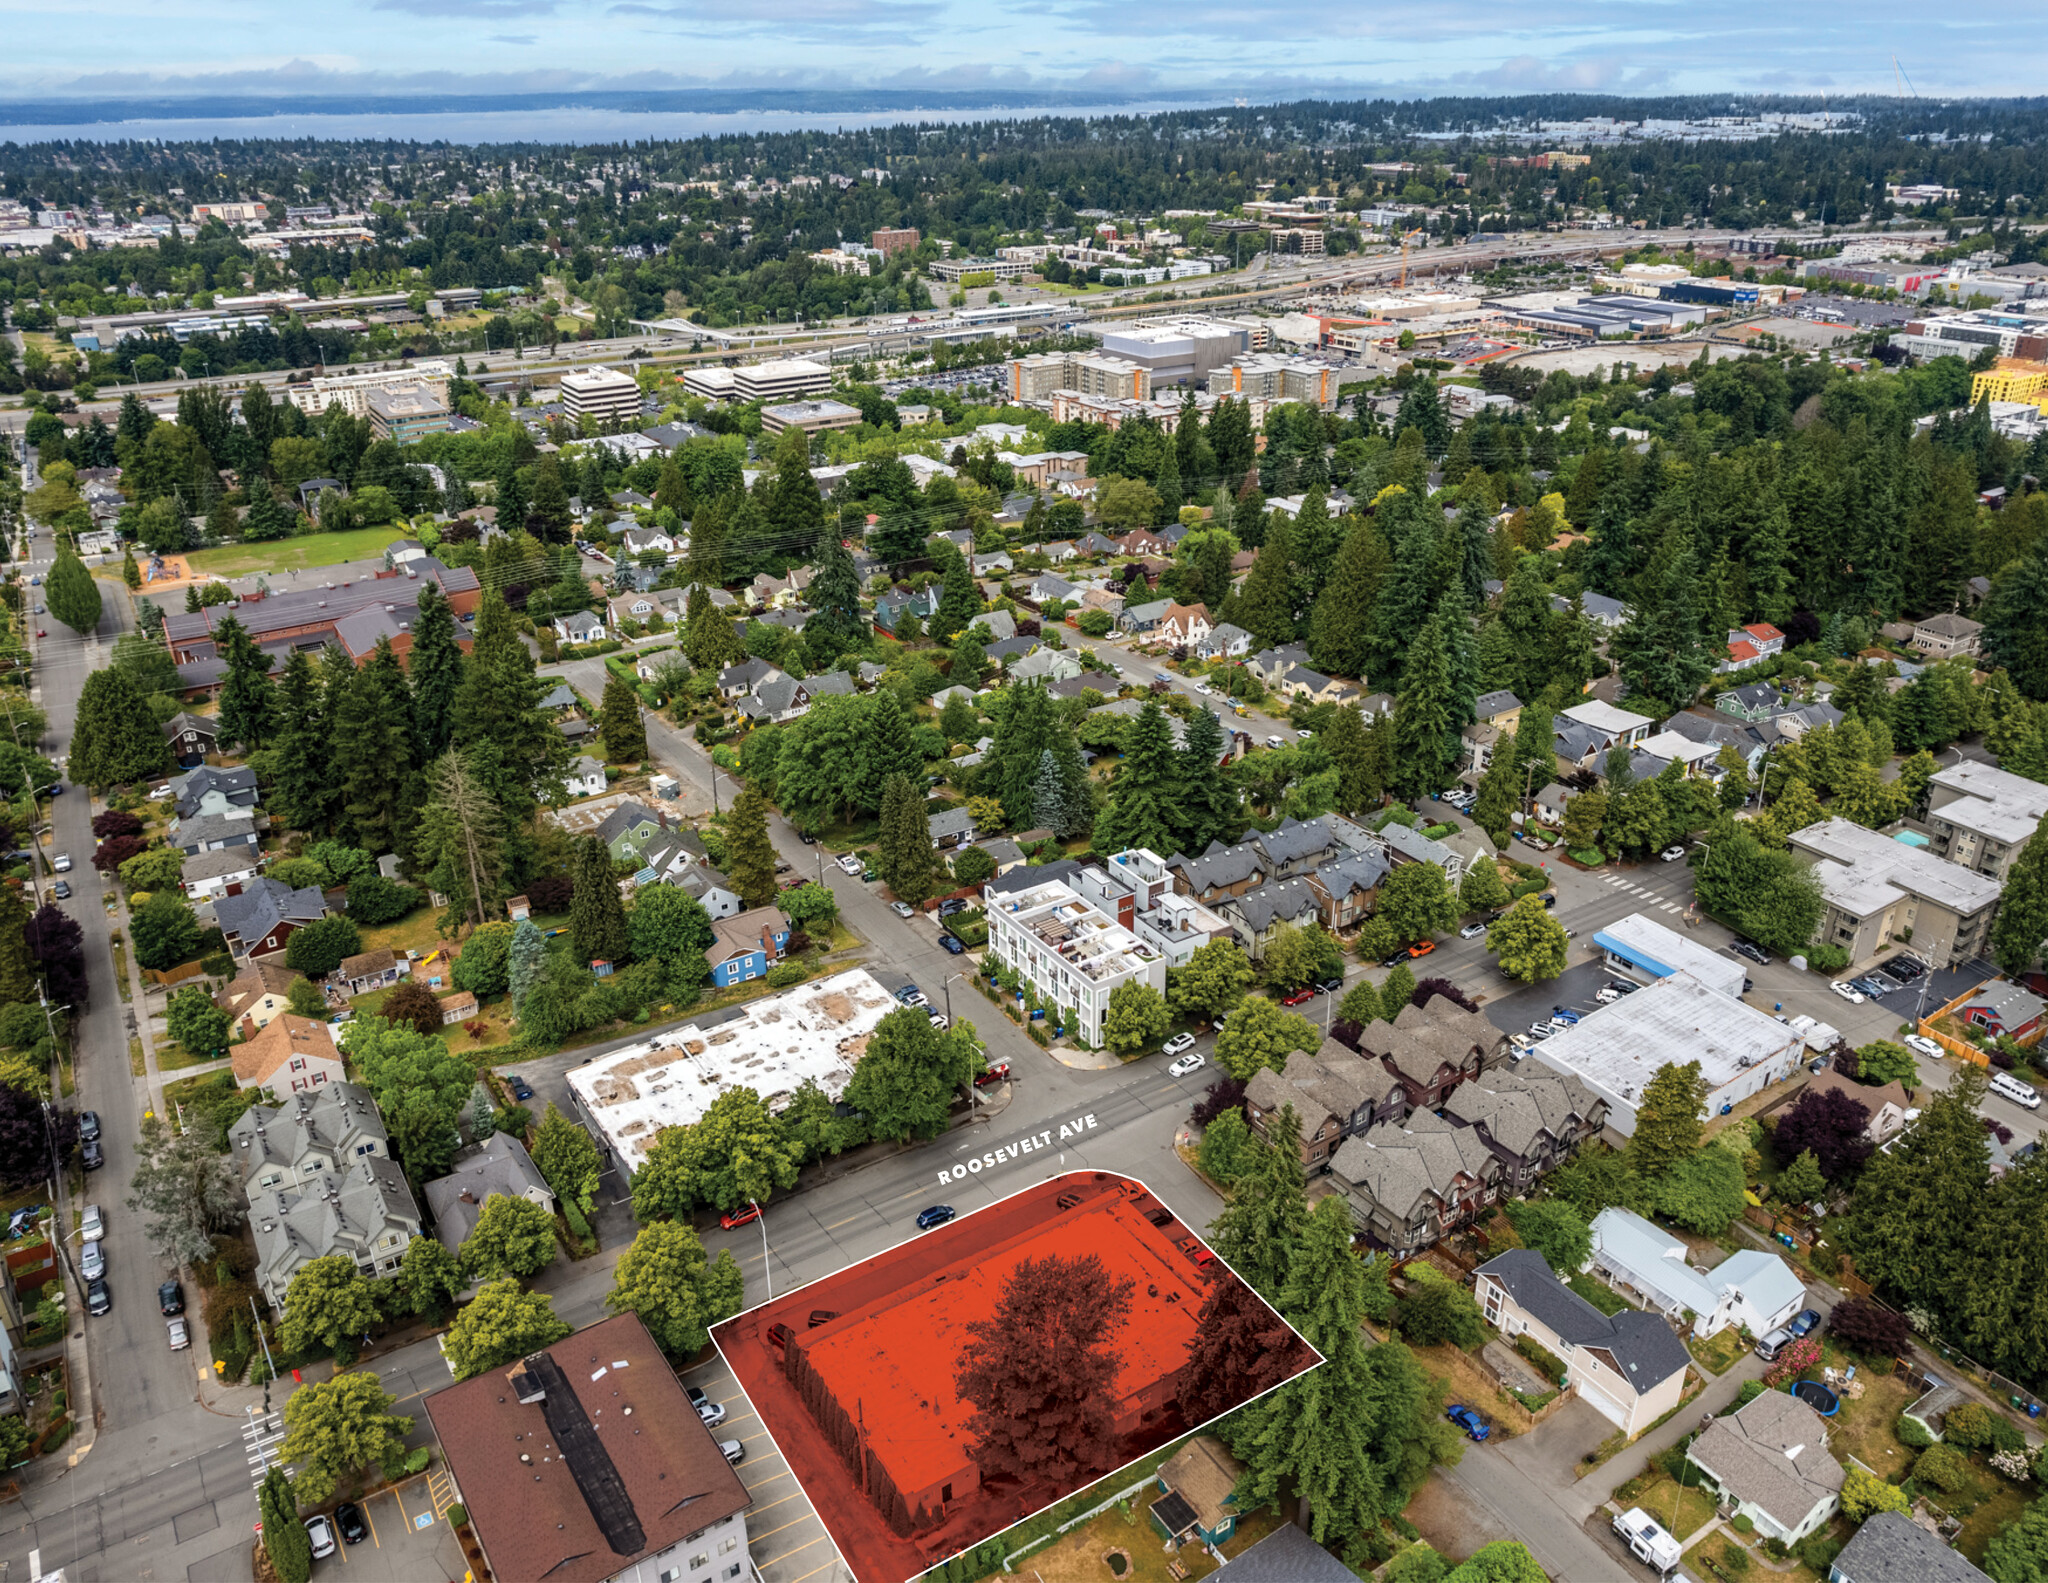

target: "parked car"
[77,1109,99,1143]
[51,880,69,901]
[1444,1404,1491,1442]
[894,984,922,1003]
[1407,940,1437,960]
[1787,1308,1823,1338]
[974,1063,1010,1088]
[304,1515,337,1560]
[1168,1053,1206,1078]
[797,831,816,845]
[836,854,863,875]
[335,1501,368,1545]
[1459,922,1487,939]
[1851,976,1890,999]
[51,853,71,873]
[159,1280,185,1316]
[916,1204,956,1230]
[1730,940,1772,965]
[1608,978,1638,995]
[508,1075,535,1102]
[80,1203,103,1241]
[80,1239,104,1280]
[890,901,916,919]
[939,934,966,956]
[1265,735,1284,750]
[1163,1032,1196,1056]
[1313,976,1343,995]
[719,1204,760,1231]
[1594,986,1621,1004]
[81,1138,102,1171]
[927,1012,949,1031]
[1659,846,1687,862]
[1903,1034,1943,1060]
[862,868,878,882]
[1829,981,1865,1005]
[166,1315,190,1351]
[720,1439,746,1466]
[86,1277,110,1316]
[1279,987,1314,1007]
[696,1400,727,1428]
[1550,1007,1580,1025]
[1883,955,1926,982]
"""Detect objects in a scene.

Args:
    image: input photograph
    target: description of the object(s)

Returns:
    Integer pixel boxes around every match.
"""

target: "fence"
[1001,1475,1158,1571]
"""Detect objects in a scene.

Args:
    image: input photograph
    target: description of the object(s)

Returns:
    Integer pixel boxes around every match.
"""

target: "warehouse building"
[1523,970,1804,1138]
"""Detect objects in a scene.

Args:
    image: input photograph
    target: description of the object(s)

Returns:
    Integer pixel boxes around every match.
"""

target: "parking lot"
[300,1473,466,1581]
[680,1352,845,1583]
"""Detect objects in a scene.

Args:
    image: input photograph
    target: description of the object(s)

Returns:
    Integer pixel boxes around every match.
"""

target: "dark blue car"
[939,934,966,955]
[1445,1404,1491,1441]
[916,1205,956,1230]
[1787,1307,1823,1339]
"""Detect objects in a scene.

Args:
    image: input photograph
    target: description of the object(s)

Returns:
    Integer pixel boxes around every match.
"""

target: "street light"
[749,1199,772,1300]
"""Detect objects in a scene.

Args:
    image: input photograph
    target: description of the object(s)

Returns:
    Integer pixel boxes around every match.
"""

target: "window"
[723,1567,742,1581]
[718,1537,739,1556]
[659,1569,682,1583]
[688,1554,709,1571]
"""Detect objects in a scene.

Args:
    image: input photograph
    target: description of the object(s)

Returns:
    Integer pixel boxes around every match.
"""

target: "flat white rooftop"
[1562,699,1656,737]
[1593,912,1747,1000]
[1789,818,2003,918]
[1526,970,1801,1108]
[566,968,899,1172]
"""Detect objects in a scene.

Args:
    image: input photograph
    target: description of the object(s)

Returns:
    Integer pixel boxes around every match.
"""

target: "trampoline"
[1792,1381,1840,1416]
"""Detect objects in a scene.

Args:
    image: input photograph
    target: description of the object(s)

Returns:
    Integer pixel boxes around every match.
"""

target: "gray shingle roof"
[215,879,325,949]
[1475,1248,1691,1392]
[1688,1389,1844,1534]
[424,1133,554,1255]
[1226,876,1322,935]
[1209,1522,1355,1581]
[1831,1511,1990,1583]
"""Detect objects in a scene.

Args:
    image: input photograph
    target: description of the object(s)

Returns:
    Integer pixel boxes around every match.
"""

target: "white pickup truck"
[1612,1508,1682,1575]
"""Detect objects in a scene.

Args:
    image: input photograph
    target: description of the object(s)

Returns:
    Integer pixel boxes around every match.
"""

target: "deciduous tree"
[281,1370,413,1505]
[605,1220,746,1357]
[459,1194,557,1283]
[1485,893,1570,982]
[276,1254,383,1360]
[1214,995,1319,1081]
[442,1278,572,1381]
[630,1085,803,1218]
[844,1009,982,1141]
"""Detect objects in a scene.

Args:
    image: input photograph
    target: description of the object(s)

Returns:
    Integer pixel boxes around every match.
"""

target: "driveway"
[1499,1395,1613,1490]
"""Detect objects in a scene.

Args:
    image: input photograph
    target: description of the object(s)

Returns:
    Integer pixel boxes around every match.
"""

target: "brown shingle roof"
[230,1014,342,1086]
[424,1314,751,1583]
[217,960,305,1020]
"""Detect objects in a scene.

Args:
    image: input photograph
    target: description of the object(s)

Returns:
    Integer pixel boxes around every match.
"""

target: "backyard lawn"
[186,525,410,578]
[1023,1502,1288,1583]
[1687,1328,1749,1375]
[1626,1473,1719,1541]
[1812,1363,1917,1478]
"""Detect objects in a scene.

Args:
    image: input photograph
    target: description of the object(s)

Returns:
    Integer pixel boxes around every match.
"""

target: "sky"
[0,0,2032,107]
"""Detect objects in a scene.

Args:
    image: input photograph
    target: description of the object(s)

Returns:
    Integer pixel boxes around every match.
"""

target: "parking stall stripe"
[756,1535,831,1568]
[740,1469,794,1493]
[784,1553,848,1582]
[745,1492,805,1518]
[751,1516,818,1543]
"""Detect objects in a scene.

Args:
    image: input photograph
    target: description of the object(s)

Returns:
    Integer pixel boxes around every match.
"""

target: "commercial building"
[984,875,1168,1049]
[559,365,643,425]
[732,356,833,401]
[1594,912,1748,1000]
[758,398,862,435]
[286,359,454,419]
[1475,1249,1693,1435]
[680,365,738,400]
[565,969,900,1175]
[1096,317,1257,386]
[870,226,921,256]
[1523,970,1804,1137]
[1800,259,1949,296]
[1205,353,1338,409]
[426,1313,754,1583]
[927,255,1032,283]
[191,201,268,224]
[1786,818,2003,968]
[1919,760,2048,882]
[1894,308,2048,363]
[365,383,455,442]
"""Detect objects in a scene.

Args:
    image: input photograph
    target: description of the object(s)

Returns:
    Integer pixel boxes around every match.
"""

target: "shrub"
[764,962,809,988]
[1896,1414,1934,1449]
[446,1502,468,1527]
[1720,1539,1750,1574]
[1798,1537,1842,1575]
[1913,1443,1971,1493]
[1736,1378,1769,1408]
[1830,1295,1911,1358]
[1731,1514,1754,1534]
[1514,1333,1568,1386]
[1762,1537,1788,1559]
[1942,1402,1997,1449]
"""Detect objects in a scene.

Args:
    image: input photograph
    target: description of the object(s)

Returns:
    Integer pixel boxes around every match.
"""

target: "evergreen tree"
[408,582,463,761]
[417,749,508,928]
[1030,747,1071,837]
[270,650,339,833]
[1613,537,1718,716]
[1155,443,1183,519]
[453,592,566,812]
[804,533,864,655]
[933,545,980,644]
[69,667,173,789]
[1207,1106,1307,1302]
[240,482,292,541]
[45,548,101,636]
[0,885,36,1006]
[652,456,692,520]
[1984,539,2048,700]
[1366,489,1444,689]
[857,691,923,801]
[508,919,546,1011]
[333,636,418,857]
[494,456,527,533]
[1291,489,1344,606]
[213,613,276,751]
[723,782,778,910]
[598,673,647,763]
[763,426,826,562]
[1391,611,1463,798]
[1994,811,2048,977]
[1234,511,1299,650]
[1176,707,1242,853]
[878,773,938,907]
[682,585,744,672]
[1323,702,1388,813]
[569,834,630,966]
[984,683,1067,827]
[1308,515,1390,680]
[528,454,571,542]
[1094,700,1186,855]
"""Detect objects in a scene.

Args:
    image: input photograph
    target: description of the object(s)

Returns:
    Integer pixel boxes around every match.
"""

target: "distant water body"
[0,101,1202,146]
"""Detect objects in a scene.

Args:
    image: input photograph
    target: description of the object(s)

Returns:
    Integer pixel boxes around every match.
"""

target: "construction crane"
[1893,53,1919,98]
[1400,228,1426,288]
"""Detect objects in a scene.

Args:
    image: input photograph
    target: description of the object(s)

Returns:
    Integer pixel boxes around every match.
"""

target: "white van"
[1989,1071,2042,1110]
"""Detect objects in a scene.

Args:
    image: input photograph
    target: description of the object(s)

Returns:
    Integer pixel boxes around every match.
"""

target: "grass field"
[185,525,408,578]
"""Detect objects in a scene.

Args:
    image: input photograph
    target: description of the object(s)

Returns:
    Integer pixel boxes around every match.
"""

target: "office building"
[1920,760,2048,882]
[1523,971,1804,1137]
[985,876,1167,1049]
[559,365,642,424]
[928,255,1032,283]
[427,1313,754,1583]
[1894,309,2048,363]
[1787,818,2003,967]
[731,357,832,401]
[758,398,862,435]
[870,226,921,256]
[566,969,899,1175]
[286,359,454,419]
[365,383,454,442]
[191,201,269,224]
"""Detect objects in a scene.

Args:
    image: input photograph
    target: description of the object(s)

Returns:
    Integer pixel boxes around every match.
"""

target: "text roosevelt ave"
[937,1112,1100,1183]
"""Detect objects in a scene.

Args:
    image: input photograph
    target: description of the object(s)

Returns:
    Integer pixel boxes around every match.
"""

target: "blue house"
[1149,1437,1244,1549]
[707,907,792,988]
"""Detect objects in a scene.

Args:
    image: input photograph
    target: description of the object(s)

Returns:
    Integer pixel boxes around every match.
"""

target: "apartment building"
[1066,849,1235,968]
[1787,818,2003,968]
[286,359,455,419]
[1920,760,2048,882]
[929,255,1032,282]
[870,226,921,255]
[1204,353,1337,410]
[559,366,642,424]
[985,877,1167,1049]
[1010,350,1150,403]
